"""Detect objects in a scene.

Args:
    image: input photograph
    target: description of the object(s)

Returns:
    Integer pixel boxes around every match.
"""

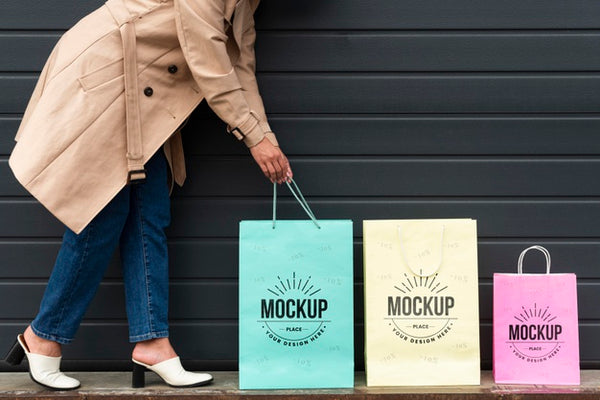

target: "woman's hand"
[249,138,293,184]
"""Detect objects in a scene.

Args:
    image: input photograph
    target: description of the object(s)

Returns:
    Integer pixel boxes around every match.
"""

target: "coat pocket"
[78,58,124,92]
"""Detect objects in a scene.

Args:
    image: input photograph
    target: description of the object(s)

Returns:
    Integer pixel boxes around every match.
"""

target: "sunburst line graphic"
[428,274,438,290]
[513,304,554,323]
[302,277,310,292]
[393,272,446,294]
[405,274,414,289]
[267,273,321,297]
[277,276,287,290]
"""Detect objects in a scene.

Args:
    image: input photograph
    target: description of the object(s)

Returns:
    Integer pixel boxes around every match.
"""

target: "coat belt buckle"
[128,169,147,185]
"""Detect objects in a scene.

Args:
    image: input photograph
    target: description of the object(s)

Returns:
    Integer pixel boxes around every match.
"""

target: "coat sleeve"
[232,2,278,146]
[173,0,275,147]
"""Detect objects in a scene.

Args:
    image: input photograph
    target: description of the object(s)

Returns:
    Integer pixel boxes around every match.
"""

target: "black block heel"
[132,362,146,388]
[5,339,25,366]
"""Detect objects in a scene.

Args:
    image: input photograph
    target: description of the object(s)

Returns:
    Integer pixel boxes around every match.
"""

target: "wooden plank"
[3,0,600,30]
[0,240,599,280]
[4,157,600,197]
[4,32,600,72]
[2,199,600,238]
[4,74,600,114]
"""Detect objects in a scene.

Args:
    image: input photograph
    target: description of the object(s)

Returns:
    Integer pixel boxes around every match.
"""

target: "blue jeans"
[31,150,171,344]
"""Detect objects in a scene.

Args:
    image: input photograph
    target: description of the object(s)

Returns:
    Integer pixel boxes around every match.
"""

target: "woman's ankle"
[132,337,177,366]
[23,325,62,357]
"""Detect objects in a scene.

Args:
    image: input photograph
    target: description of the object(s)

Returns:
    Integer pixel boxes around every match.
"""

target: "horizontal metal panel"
[0,281,595,320]
[2,1,103,30]
[0,240,596,279]
[5,32,600,73]
[183,157,600,197]
[0,323,238,363]
[4,74,600,114]
[0,119,18,156]
[255,1,600,30]
[2,199,600,238]
[0,323,598,369]
[255,32,600,72]
[184,115,600,156]
[0,76,35,114]
[257,73,600,114]
[4,0,600,30]
[6,115,600,156]
[4,157,600,197]
[0,34,60,72]
[0,282,237,320]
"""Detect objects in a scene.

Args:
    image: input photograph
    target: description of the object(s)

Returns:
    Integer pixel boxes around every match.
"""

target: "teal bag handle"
[273,179,321,229]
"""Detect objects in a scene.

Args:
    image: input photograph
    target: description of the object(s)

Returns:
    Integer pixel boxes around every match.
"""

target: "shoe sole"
[29,372,80,391]
[165,376,214,388]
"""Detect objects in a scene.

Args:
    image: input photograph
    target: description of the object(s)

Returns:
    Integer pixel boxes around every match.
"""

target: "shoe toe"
[54,374,81,390]
[183,371,213,386]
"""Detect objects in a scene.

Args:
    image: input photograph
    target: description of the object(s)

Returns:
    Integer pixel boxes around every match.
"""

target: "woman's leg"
[27,183,131,350]
[118,150,213,387]
[119,150,172,350]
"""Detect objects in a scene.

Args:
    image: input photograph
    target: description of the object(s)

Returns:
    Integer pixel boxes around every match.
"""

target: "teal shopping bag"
[239,180,354,389]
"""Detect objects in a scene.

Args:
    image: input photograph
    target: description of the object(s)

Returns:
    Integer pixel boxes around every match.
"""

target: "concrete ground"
[0,371,599,399]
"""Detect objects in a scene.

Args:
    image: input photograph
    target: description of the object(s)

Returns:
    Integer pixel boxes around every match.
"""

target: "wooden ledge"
[0,371,598,399]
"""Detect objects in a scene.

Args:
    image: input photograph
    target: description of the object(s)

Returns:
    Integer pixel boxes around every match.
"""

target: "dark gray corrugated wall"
[1,0,600,371]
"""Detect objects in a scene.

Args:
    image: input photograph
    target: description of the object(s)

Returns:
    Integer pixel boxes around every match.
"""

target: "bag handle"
[397,224,445,277]
[517,245,551,274]
[272,179,320,229]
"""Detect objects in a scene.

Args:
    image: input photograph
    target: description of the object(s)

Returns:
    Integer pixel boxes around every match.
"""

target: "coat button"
[168,65,178,74]
[144,87,153,97]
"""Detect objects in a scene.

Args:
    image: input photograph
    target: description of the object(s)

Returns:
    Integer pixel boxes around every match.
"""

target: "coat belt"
[105,0,146,184]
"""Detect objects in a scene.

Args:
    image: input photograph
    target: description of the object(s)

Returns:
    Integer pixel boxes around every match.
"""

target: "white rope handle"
[397,225,445,277]
[517,245,551,274]
[272,179,320,229]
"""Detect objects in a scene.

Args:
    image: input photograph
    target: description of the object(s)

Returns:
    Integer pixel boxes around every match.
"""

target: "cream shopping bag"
[364,219,480,386]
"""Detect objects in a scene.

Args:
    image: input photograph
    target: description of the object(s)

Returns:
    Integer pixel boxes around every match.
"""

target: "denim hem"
[129,330,169,343]
[30,323,74,345]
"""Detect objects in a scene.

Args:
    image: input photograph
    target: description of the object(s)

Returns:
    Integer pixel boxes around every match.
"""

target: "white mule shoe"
[132,356,213,388]
[4,334,80,390]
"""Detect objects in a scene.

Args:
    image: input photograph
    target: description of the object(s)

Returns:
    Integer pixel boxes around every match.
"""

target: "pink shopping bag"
[493,246,580,385]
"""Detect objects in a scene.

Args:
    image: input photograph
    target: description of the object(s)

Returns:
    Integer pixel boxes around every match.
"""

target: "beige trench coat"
[9,0,278,233]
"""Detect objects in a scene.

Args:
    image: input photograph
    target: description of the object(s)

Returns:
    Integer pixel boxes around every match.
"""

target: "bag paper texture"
[239,219,354,389]
[493,246,580,385]
[364,219,480,386]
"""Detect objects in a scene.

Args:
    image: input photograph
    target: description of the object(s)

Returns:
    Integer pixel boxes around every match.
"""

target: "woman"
[5,0,292,390]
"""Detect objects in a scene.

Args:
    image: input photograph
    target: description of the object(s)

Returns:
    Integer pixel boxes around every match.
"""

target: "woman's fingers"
[250,138,293,184]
